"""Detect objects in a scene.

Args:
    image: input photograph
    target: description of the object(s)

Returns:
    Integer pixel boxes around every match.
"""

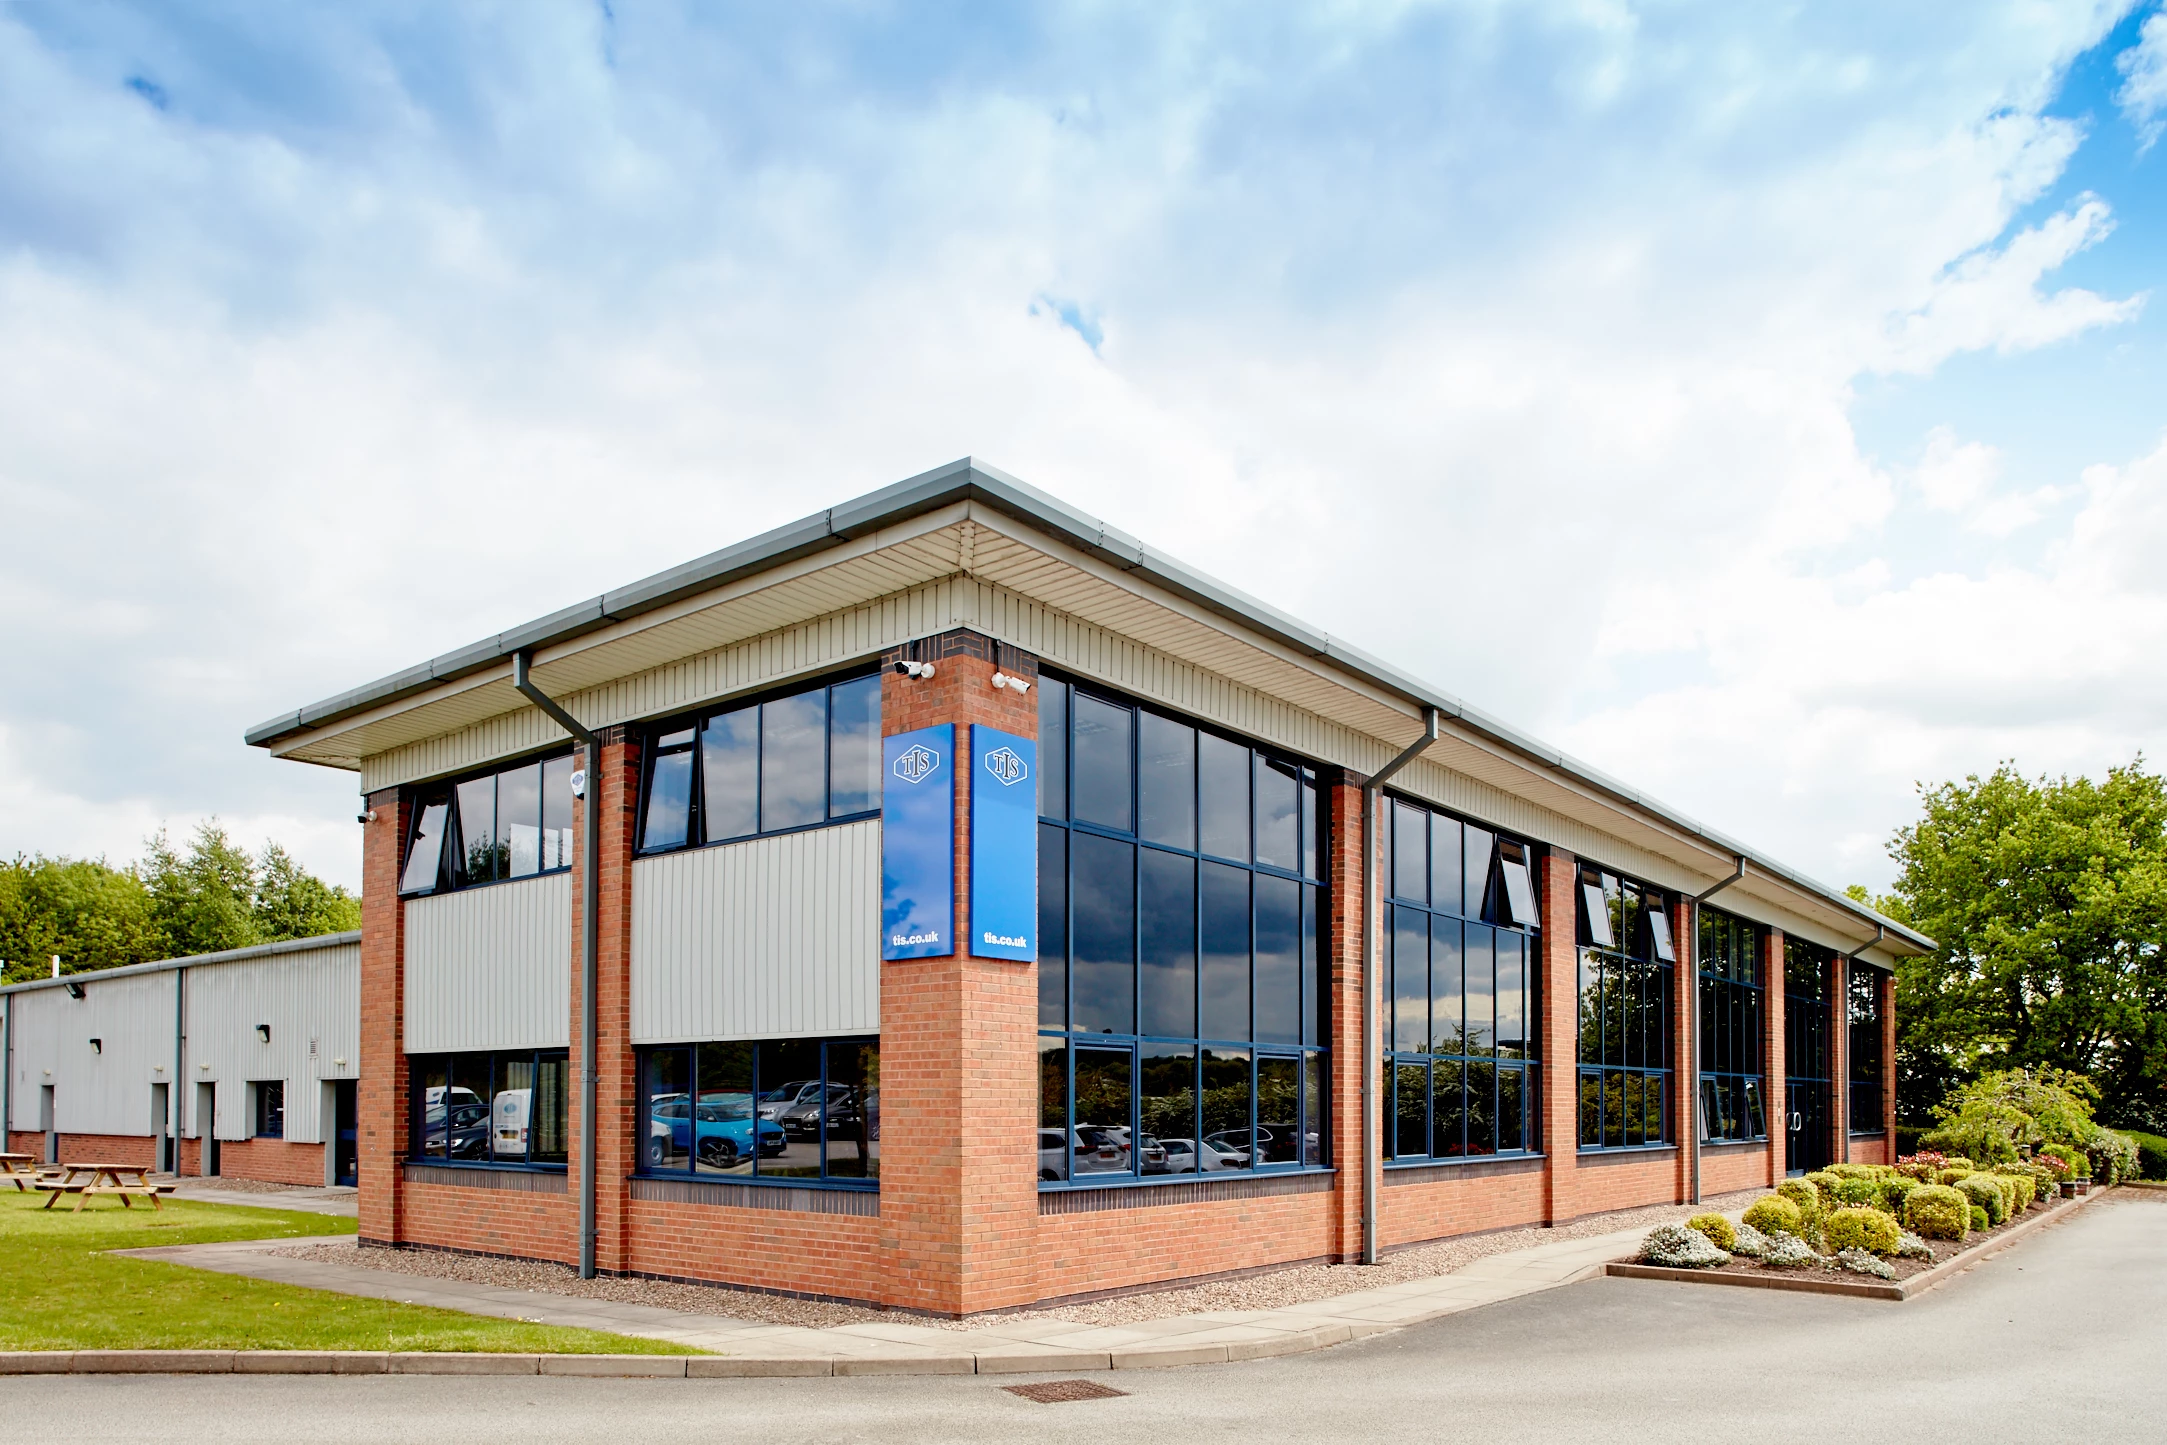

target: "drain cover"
[1003,1379,1129,1404]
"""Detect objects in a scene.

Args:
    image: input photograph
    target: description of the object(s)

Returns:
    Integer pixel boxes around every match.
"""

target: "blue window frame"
[1381,796,1542,1163]
[1035,673,1328,1185]
[409,1050,570,1168]
[634,1037,878,1187]
[1698,906,1766,1143]
[400,751,578,896]
[1848,965,1885,1136]
[635,670,882,855]
[1576,864,1675,1150]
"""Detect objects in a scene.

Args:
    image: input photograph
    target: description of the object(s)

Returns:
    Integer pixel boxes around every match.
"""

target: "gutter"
[513,650,601,1281]
[1687,856,1746,1207]
[1360,708,1440,1265]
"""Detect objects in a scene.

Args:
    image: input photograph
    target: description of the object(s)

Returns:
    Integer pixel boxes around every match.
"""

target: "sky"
[1,1,2164,897]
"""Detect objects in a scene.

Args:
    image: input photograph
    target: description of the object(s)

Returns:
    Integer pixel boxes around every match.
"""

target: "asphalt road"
[15,1191,2160,1444]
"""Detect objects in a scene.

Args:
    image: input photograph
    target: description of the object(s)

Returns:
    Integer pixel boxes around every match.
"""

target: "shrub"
[2040,1142,2086,1176]
[2127,1131,2167,1181]
[2084,1129,2138,1185]
[1742,1195,1803,1239]
[1825,1205,1902,1256]
[1827,1162,1883,1180]
[1776,1177,1823,1217]
[1730,1222,1772,1258]
[1956,1174,2007,1226]
[1969,1204,1990,1232]
[1760,1234,1826,1269]
[1904,1184,1970,1240]
[1834,1176,1882,1209]
[1893,1230,1934,1260]
[1938,1167,1974,1186]
[1685,1213,1736,1251]
[1990,1168,2036,1212]
[1805,1169,1845,1203]
[1895,1154,1943,1184]
[1834,1247,1897,1280]
[1640,1223,1730,1269]
[1877,1175,1921,1214]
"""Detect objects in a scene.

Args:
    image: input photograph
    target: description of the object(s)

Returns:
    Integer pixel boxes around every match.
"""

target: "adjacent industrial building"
[245,458,1924,1314]
[3,933,360,1186]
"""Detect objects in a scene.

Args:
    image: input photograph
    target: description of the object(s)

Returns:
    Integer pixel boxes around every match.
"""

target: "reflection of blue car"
[648,1092,786,1168]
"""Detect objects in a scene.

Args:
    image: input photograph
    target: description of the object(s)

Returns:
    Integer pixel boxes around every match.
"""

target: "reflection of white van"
[493,1088,531,1156]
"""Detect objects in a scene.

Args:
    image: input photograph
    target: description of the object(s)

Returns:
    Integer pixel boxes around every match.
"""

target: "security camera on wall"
[893,659,936,679]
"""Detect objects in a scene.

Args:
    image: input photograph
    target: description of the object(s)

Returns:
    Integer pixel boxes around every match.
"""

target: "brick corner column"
[1764,927,1787,1182]
[1538,846,1579,1225]
[879,631,1040,1315]
[1324,771,1368,1262]
[583,726,642,1275]
[358,787,410,1246]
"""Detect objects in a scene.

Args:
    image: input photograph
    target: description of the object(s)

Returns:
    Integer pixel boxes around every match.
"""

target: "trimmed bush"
[1938,1167,1974,1186]
[1904,1184,1971,1240]
[1825,1205,1902,1256]
[1805,1169,1845,1203]
[1730,1222,1772,1258]
[1990,1168,2036,1211]
[1640,1223,1730,1269]
[1827,1162,1883,1180]
[1956,1173,2007,1226]
[2128,1130,2167,1181]
[1834,1246,1897,1280]
[1834,1176,1881,1209]
[1685,1213,1736,1251]
[1776,1177,1823,1218]
[1969,1204,1990,1232]
[1742,1195,1803,1238]
[1877,1175,1921,1214]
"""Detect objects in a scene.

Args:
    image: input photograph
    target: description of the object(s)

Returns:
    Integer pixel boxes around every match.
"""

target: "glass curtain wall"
[1785,939,1835,1173]
[1382,798,1542,1162]
[1576,866,1676,1149]
[408,1051,571,1166]
[1848,965,1885,1136]
[401,753,578,895]
[1697,906,1766,1143]
[1035,675,1327,1183]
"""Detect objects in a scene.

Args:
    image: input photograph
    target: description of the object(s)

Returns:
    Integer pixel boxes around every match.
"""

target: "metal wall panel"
[631,820,880,1044]
[404,873,572,1055]
[184,941,361,1143]
[6,974,175,1137]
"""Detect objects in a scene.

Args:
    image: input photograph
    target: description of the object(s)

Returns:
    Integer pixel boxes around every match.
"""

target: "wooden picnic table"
[0,1153,41,1191]
[39,1162,164,1212]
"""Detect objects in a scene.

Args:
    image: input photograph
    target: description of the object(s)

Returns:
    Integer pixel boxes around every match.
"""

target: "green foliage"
[2127,1131,2167,1180]
[1685,1213,1736,1251]
[1938,1167,1974,1185]
[1825,1162,1884,1180]
[0,855,163,982]
[1824,1205,1902,1256]
[1955,1174,2007,1226]
[2085,1130,2139,1185]
[1969,1204,1990,1232]
[1804,1169,1844,1203]
[1880,763,2167,1133]
[1877,1175,1921,1214]
[1921,1067,2112,1165]
[1903,1184,1970,1240]
[1989,1168,2036,1211]
[1834,1176,1882,1208]
[1741,1195,1802,1238]
[2040,1142,2087,1176]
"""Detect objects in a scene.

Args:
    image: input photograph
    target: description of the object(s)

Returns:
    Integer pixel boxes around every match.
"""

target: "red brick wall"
[1537,847,1580,1222]
[627,1199,884,1300]
[1381,1161,1546,1247]
[1700,1144,1772,1195]
[1037,1190,1339,1300]
[399,1178,578,1261]
[359,789,409,1246]
[213,1138,327,1186]
[589,732,640,1275]
[7,1131,41,1157]
[1325,775,1366,1261]
[45,1133,156,1168]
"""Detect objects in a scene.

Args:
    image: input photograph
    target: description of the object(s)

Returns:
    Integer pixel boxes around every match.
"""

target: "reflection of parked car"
[776,1082,860,1141]
[1204,1129,1267,1166]
[1135,1134,1170,1173]
[1074,1126,1130,1173]
[1156,1137,1236,1173]
[756,1080,821,1124]
[1038,1128,1072,1180]
[421,1086,488,1158]
[649,1092,786,1167]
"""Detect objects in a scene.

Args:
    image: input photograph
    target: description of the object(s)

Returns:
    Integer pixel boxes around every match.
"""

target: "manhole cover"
[1003,1379,1129,1404]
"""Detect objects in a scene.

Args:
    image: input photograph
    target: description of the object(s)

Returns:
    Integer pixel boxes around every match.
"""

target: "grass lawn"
[0,1192,696,1354]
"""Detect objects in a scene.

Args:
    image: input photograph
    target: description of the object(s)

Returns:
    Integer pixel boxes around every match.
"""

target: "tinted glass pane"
[1463,825,1494,920]
[1500,859,1539,929]
[1197,734,1250,861]
[1463,924,1495,1057]
[1744,1076,1765,1137]
[1199,1047,1252,1170]
[1578,1071,1601,1149]
[1392,909,1428,1053]
[1199,861,1251,1041]
[1037,680,1068,819]
[532,1054,568,1164]
[1466,1060,1496,1156]
[414,1058,448,1159]
[825,1041,879,1180]
[1498,1067,1524,1152]
[827,675,882,817]
[1395,1062,1429,1159]
[1300,886,1321,1048]
[1496,931,1525,1060]
[1038,1039,1068,1182]
[1072,695,1132,832]
[693,1042,756,1176]
[455,776,498,883]
[1432,1058,1464,1157]
[1038,824,1068,1028]
[1641,1071,1665,1143]
[401,803,448,894]
[498,764,541,878]
[642,751,693,851]
[1605,1069,1627,1147]
[1139,1046,1197,1171]
[1254,757,1299,872]
[759,690,828,833]
[642,1050,689,1172]
[1139,849,1197,1038]
[491,1056,530,1162]
[1430,816,1462,918]
[701,706,759,841]
[541,756,574,871]
[1302,1051,1325,1165]
[1300,774,1319,881]
[755,1040,822,1179]
[1254,874,1301,1045]
[1136,713,1196,850]
[1071,833,1137,1035]
[1257,1055,1300,1164]
[1392,802,1427,903]
[1602,956,1626,1067]
[1430,917,1463,1055]
[1578,948,1600,1064]
[1074,1047,1133,1175]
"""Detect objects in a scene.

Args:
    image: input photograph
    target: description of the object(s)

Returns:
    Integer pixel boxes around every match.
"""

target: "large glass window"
[399,753,578,895]
[1697,906,1766,1144]
[408,1050,571,1167]
[1848,964,1885,1136]
[1576,865,1675,1150]
[1035,674,1326,1185]
[634,1037,878,1186]
[635,672,882,855]
[1381,797,1541,1162]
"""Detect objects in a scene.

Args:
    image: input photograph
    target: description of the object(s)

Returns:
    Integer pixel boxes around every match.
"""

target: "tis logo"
[983,746,1028,787]
[893,744,940,784]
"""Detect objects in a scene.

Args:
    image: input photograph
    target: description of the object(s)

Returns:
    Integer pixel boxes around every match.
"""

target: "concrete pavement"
[163,1180,359,1218]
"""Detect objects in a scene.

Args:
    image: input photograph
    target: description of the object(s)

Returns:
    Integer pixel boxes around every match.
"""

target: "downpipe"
[1688,855,1745,1206]
[1362,707,1440,1265]
[514,650,600,1279]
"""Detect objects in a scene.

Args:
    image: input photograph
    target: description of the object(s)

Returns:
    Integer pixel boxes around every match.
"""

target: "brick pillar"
[583,729,641,1274]
[1324,773,1367,1262]
[1831,954,1851,1166]
[876,631,1040,1315]
[1538,847,1579,1224]
[358,788,410,1246]
[1672,895,1693,1203]
[1765,928,1786,1180]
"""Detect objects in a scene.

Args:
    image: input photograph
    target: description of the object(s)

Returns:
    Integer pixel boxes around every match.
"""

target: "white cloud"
[2118,8,2167,149]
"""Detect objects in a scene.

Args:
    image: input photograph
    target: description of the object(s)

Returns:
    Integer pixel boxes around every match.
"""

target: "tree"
[1879,761,2167,1135]
[0,855,162,983]
[141,823,264,958]
[252,842,361,940]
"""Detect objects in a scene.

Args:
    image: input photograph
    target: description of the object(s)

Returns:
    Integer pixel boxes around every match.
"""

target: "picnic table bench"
[0,1152,43,1191]
[39,1163,166,1211]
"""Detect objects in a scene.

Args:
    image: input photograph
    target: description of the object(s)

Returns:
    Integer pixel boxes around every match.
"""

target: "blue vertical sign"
[971,725,1038,961]
[882,724,953,960]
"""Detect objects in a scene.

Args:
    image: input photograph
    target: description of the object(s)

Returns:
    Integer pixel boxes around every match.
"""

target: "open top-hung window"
[1576,865,1675,1150]
[637,671,881,853]
[401,752,577,895]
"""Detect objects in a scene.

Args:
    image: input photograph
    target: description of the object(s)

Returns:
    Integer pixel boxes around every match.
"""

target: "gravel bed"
[177,1178,348,1195]
[268,1188,1762,1332]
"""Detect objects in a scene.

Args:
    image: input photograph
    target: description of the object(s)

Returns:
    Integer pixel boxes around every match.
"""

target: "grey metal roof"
[244,458,1931,955]
[0,932,361,998]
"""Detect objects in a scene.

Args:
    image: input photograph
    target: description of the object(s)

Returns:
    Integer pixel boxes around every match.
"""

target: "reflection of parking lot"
[762,1139,823,1176]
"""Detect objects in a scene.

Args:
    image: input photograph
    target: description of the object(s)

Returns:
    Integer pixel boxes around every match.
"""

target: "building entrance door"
[197,1082,218,1177]
[151,1083,171,1173]
[1787,1080,1830,1175]
[39,1084,56,1163]
[333,1080,358,1186]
